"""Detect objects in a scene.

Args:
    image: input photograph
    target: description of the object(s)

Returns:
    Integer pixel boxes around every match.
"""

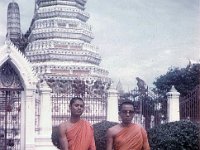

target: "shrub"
[51,126,60,149]
[93,121,118,150]
[148,120,200,150]
[52,120,200,150]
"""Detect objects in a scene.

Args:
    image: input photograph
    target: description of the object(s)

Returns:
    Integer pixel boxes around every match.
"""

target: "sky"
[0,0,200,91]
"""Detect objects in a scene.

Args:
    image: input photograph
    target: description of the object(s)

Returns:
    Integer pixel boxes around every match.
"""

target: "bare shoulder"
[82,119,92,126]
[107,124,121,137]
[134,124,147,133]
[81,119,94,129]
[135,124,145,129]
[59,121,69,132]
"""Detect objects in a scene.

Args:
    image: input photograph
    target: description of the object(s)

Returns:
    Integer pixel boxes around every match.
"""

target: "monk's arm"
[141,127,150,150]
[106,128,114,150]
[59,124,69,150]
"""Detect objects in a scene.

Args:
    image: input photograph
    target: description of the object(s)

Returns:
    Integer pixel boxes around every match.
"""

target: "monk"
[106,100,150,150]
[59,97,96,150]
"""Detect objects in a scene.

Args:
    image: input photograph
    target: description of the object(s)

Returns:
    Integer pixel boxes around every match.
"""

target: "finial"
[169,85,177,92]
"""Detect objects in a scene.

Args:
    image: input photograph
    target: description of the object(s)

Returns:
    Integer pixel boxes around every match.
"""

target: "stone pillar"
[107,87,119,122]
[20,91,25,149]
[39,82,52,136]
[35,81,56,150]
[25,89,36,150]
[166,86,180,122]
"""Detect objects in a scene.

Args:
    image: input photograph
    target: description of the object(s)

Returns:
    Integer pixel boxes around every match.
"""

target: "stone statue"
[136,77,147,94]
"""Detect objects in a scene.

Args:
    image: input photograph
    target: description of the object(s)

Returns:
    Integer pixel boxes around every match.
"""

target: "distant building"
[7,1,21,48]
[116,80,124,94]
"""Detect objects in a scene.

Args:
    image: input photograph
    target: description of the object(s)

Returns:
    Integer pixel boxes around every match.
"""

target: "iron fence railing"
[180,85,200,122]
[50,79,109,126]
[119,87,168,130]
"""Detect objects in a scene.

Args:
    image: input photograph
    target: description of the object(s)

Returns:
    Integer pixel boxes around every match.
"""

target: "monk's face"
[119,104,134,124]
[70,99,85,117]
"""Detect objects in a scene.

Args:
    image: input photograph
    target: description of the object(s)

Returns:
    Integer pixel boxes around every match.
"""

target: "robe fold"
[114,124,150,150]
[65,119,96,150]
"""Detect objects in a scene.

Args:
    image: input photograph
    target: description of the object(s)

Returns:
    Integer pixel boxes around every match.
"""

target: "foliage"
[51,126,61,149]
[148,120,200,150]
[153,64,200,97]
[52,120,200,150]
[93,121,118,150]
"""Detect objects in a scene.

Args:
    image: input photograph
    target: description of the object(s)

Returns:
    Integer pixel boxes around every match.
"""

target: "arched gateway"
[0,62,23,150]
[0,40,37,150]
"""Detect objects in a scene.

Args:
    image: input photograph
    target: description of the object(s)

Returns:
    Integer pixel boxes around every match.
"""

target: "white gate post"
[24,88,36,150]
[107,86,119,122]
[35,81,56,150]
[166,86,180,122]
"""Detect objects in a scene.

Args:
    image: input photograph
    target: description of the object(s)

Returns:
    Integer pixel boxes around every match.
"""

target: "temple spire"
[25,0,110,84]
[7,0,21,47]
[116,80,124,94]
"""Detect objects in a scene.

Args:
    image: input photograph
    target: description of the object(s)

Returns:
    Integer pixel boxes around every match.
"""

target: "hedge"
[148,120,200,150]
[51,120,200,150]
[93,121,118,150]
[51,126,61,149]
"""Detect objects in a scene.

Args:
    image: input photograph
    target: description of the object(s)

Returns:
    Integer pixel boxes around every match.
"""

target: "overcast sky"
[0,0,200,91]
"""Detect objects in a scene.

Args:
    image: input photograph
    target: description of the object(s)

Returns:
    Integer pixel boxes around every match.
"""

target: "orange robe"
[114,124,150,150]
[66,119,96,150]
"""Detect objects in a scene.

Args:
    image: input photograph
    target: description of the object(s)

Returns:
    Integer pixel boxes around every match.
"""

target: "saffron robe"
[65,119,96,150]
[113,124,150,150]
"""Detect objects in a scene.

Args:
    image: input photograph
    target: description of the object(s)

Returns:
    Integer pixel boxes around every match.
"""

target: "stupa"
[24,0,111,124]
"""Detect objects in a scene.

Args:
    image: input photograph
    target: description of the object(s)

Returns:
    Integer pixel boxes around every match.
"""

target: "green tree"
[153,64,200,97]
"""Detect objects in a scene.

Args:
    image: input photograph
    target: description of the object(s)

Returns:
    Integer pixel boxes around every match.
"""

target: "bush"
[52,120,200,150]
[148,120,200,150]
[93,121,118,150]
[51,126,60,149]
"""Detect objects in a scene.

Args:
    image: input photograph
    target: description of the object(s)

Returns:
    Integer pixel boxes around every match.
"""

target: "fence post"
[107,86,119,122]
[166,85,180,122]
[24,89,36,150]
[35,81,56,150]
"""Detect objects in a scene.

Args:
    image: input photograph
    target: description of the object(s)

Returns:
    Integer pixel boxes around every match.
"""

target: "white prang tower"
[25,0,111,124]
[25,0,110,86]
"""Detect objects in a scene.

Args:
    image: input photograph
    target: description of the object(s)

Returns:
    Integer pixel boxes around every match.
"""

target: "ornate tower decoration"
[25,0,110,85]
[25,0,111,124]
[7,1,21,48]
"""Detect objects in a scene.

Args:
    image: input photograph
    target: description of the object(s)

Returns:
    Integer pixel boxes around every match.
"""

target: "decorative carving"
[72,80,85,96]
[0,62,23,90]
[86,80,110,96]
[47,79,71,93]
[1,63,14,87]
[46,78,110,97]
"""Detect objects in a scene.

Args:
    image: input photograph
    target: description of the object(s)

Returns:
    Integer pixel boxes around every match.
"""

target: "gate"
[180,85,200,122]
[0,62,23,150]
[49,79,109,126]
[119,87,168,130]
